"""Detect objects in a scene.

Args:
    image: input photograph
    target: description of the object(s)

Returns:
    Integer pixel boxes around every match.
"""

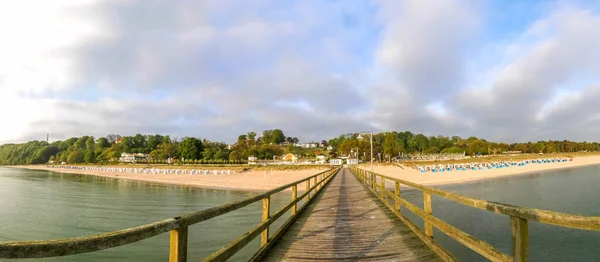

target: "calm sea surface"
[1,166,599,261]
[401,164,600,261]
[0,168,299,261]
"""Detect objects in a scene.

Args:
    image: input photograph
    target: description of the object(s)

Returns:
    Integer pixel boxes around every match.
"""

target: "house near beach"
[119,153,149,163]
[329,159,343,165]
[316,154,327,164]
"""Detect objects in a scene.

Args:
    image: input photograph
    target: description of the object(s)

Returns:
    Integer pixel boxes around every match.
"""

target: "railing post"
[313,177,317,191]
[424,192,433,238]
[395,181,401,212]
[511,216,529,262]
[371,172,375,189]
[292,185,297,215]
[306,179,311,200]
[380,177,386,199]
[169,226,188,262]
[261,196,270,247]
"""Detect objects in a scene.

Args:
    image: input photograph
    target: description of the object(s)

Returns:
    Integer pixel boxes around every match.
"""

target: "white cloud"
[2,1,600,145]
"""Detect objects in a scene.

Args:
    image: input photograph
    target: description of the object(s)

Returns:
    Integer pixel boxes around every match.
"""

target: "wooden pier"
[261,168,439,261]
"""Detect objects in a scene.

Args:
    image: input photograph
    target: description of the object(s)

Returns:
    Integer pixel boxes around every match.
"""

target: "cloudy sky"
[2,0,600,144]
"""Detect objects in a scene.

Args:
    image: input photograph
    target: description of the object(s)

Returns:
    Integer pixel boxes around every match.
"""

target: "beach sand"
[360,155,600,187]
[12,165,329,191]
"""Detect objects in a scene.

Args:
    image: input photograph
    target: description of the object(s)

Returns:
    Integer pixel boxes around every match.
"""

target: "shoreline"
[5,165,325,192]
[359,155,600,188]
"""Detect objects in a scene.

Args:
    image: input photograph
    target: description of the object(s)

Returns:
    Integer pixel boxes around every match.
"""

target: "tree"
[178,137,203,160]
[96,137,110,149]
[150,142,177,160]
[67,149,84,164]
[247,132,257,141]
[271,129,285,144]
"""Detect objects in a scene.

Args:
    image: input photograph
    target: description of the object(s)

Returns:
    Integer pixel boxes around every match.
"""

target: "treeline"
[0,134,229,165]
[1,129,598,165]
[328,131,600,162]
[0,129,300,165]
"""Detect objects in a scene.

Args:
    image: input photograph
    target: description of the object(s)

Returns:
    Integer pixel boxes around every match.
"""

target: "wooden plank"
[291,185,297,216]
[511,216,528,262]
[169,226,188,262]
[424,192,433,238]
[395,181,401,212]
[261,197,270,247]
[389,191,510,262]
[0,217,179,259]
[261,168,440,261]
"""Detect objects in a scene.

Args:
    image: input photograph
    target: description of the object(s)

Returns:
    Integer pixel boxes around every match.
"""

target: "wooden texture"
[262,197,271,247]
[291,185,297,215]
[261,168,440,261]
[511,216,528,262]
[169,226,188,262]
[424,192,433,238]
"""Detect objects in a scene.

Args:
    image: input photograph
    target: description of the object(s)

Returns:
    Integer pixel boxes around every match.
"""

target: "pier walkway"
[261,168,439,261]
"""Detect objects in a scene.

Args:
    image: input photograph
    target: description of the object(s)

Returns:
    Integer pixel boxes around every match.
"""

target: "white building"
[294,142,319,149]
[119,153,148,163]
[347,159,358,165]
[248,156,258,165]
[329,159,343,165]
[316,155,327,164]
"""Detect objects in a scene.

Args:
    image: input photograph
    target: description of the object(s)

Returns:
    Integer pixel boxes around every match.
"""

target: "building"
[119,153,148,163]
[329,159,343,165]
[294,142,319,149]
[316,154,327,164]
[248,156,258,165]
[347,159,358,165]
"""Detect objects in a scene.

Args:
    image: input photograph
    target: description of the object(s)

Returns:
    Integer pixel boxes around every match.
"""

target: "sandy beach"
[11,165,329,191]
[360,155,600,187]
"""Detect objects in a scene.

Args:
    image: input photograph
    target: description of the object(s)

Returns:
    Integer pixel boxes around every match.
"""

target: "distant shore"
[7,155,600,191]
[362,155,600,187]
[8,165,327,191]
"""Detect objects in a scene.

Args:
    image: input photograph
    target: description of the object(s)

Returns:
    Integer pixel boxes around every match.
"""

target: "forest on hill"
[0,129,598,165]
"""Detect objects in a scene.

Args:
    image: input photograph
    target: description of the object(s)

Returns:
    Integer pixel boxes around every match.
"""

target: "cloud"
[448,5,600,141]
[2,0,600,145]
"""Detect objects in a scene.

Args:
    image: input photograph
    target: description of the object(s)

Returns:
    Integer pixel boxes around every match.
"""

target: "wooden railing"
[350,166,600,262]
[0,167,341,261]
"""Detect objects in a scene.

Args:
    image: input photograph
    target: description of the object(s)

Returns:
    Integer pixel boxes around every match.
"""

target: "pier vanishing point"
[1,166,600,261]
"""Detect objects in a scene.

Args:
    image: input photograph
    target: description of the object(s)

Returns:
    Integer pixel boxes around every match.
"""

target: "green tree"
[178,137,203,160]
[271,129,285,144]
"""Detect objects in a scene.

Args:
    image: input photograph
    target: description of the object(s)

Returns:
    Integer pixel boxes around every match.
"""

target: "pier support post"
[261,196,270,247]
[291,185,297,215]
[511,216,528,262]
[169,226,188,262]
[424,192,433,238]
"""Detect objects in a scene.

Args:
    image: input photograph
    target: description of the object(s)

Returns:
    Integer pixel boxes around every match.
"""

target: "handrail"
[0,166,341,261]
[350,166,600,262]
